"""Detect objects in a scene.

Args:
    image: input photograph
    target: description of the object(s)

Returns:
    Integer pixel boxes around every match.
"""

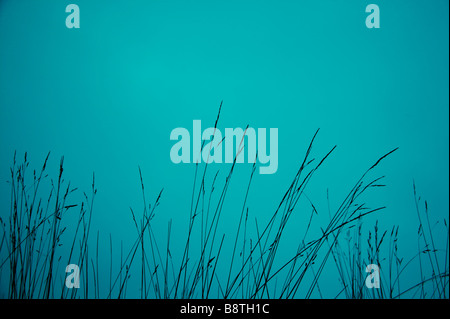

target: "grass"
[0,105,448,299]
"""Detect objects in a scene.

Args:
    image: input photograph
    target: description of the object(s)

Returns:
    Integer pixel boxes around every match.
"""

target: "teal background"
[0,0,448,298]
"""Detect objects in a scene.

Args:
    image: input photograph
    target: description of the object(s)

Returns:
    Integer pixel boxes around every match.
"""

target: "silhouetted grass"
[0,104,448,299]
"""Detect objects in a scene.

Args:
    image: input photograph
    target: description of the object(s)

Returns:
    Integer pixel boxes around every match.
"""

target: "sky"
[0,0,448,298]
